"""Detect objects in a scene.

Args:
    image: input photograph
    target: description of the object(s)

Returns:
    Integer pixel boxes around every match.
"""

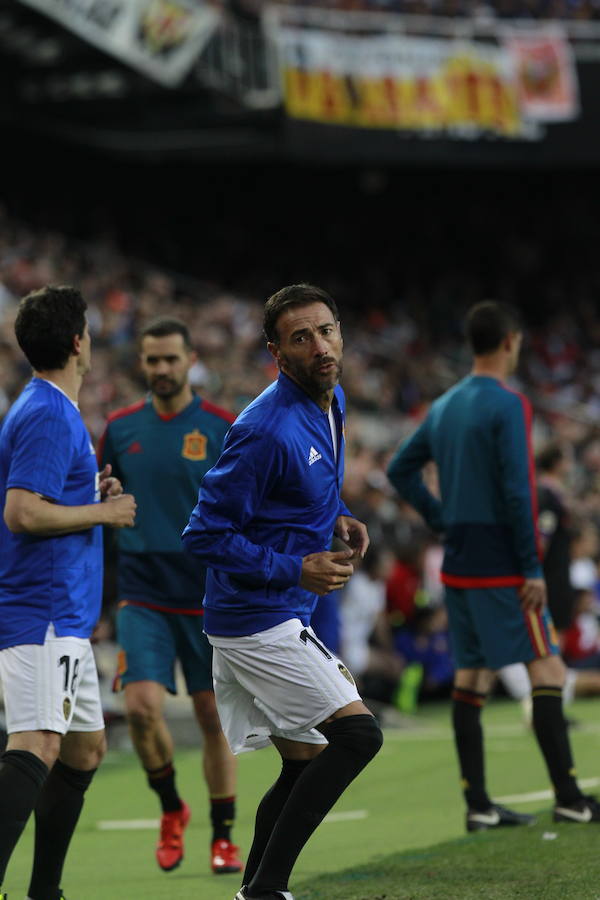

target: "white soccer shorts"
[208,618,362,754]
[0,624,104,735]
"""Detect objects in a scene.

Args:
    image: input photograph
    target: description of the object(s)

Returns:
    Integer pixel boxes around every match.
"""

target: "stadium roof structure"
[3,0,600,166]
[0,0,283,160]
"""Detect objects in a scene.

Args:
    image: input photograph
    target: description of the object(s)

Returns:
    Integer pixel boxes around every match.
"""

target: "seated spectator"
[563,560,600,669]
[386,537,454,707]
[338,545,403,703]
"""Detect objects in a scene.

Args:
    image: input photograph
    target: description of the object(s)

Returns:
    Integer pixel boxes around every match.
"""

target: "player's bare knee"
[125,686,163,728]
[454,667,492,694]
[127,706,162,734]
[74,743,104,772]
[7,730,61,769]
[321,714,383,762]
[60,729,106,770]
[90,730,107,767]
[528,654,566,688]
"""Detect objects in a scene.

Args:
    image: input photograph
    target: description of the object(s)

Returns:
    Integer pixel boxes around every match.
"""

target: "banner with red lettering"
[272,26,578,140]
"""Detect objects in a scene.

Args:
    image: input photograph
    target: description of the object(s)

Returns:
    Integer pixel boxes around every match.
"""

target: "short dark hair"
[465,301,522,355]
[140,316,192,350]
[263,283,339,344]
[536,441,565,473]
[15,284,87,371]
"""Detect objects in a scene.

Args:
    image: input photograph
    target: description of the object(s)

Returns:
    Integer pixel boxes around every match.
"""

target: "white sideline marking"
[98,819,159,830]
[97,810,368,831]
[384,721,600,742]
[496,777,600,805]
[324,810,368,823]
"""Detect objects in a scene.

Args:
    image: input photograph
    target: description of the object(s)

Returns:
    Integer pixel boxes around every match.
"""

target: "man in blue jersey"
[99,317,242,876]
[183,283,382,900]
[387,300,600,829]
[0,285,136,900]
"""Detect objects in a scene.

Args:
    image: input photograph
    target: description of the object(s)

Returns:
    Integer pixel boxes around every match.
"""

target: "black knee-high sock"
[248,715,382,896]
[243,759,310,886]
[27,760,96,900]
[451,687,491,812]
[532,686,583,805]
[146,761,181,813]
[0,750,48,886]
[211,795,236,843]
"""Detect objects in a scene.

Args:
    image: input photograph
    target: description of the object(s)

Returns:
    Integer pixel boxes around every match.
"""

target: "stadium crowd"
[1,205,600,710]
[267,0,600,21]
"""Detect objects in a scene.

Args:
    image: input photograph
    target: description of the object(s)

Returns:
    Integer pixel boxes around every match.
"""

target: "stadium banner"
[502,31,579,122]
[269,23,579,141]
[16,0,220,87]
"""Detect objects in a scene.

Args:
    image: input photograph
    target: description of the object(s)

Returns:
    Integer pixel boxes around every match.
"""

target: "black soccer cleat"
[466,803,536,832]
[234,887,294,900]
[553,795,600,824]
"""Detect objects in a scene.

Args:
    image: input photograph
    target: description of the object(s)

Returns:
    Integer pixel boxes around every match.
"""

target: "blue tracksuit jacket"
[387,374,543,587]
[182,373,353,636]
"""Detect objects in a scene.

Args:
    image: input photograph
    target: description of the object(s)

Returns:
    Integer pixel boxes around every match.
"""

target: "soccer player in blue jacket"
[99,317,242,875]
[183,284,383,900]
[0,285,136,900]
[388,300,600,829]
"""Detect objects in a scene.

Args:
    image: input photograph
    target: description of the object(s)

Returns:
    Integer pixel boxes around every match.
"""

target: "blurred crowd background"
[270,0,600,19]
[3,0,600,717]
[2,169,600,714]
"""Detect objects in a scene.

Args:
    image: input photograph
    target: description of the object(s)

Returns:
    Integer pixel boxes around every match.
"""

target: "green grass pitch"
[5,697,600,899]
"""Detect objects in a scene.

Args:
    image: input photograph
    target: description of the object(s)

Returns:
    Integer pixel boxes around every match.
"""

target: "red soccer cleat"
[211,838,243,874]
[156,802,191,871]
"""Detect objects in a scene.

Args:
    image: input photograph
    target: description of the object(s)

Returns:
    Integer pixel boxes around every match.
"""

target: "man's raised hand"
[300,548,354,595]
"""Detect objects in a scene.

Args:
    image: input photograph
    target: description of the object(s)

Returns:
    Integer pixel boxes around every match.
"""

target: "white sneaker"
[234,888,294,899]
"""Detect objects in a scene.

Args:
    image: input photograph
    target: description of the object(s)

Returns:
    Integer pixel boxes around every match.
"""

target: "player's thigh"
[468,587,560,670]
[116,603,177,693]
[0,629,102,736]
[444,587,486,670]
[171,614,214,694]
[270,734,326,761]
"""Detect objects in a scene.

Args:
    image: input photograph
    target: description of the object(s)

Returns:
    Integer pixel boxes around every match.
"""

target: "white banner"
[17,0,220,87]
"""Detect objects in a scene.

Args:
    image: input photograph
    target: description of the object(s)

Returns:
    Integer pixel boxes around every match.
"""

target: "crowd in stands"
[270,0,600,22]
[2,203,600,711]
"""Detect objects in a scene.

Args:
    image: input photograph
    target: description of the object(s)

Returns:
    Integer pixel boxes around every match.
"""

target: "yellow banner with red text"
[276,29,578,139]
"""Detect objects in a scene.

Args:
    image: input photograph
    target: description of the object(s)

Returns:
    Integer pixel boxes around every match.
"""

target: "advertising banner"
[17,0,220,87]
[503,31,579,121]
[273,26,579,140]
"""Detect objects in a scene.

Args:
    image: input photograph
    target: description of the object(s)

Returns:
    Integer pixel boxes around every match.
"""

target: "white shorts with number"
[208,618,361,754]
[0,624,104,735]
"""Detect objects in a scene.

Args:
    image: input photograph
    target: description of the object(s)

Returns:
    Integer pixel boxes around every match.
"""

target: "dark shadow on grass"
[294,808,600,900]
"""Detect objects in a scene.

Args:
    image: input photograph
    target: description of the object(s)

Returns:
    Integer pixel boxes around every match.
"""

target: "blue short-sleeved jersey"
[182,373,353,637]
[0,378,102,649]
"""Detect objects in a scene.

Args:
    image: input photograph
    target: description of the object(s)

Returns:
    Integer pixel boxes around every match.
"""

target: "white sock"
[498,663,531,701]
[563,667,577,705]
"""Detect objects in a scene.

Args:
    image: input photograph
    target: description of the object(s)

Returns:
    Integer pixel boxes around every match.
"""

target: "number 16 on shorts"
[58,653,80,720]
